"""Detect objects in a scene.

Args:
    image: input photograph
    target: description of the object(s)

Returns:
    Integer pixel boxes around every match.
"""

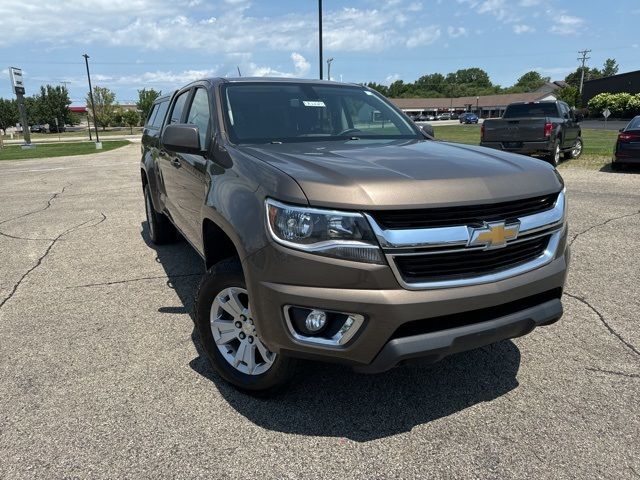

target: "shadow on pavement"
[141,223,522,442]
[599,163,640,174]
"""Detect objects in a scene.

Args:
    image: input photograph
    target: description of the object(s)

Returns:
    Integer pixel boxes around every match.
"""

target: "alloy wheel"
[572,139,583,158]
[210,287,276,376]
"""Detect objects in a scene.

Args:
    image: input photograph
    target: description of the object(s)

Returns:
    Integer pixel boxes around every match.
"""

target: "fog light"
[305,310,327,332]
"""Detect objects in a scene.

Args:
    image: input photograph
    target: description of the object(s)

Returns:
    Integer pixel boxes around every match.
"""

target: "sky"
[0,0,638,105]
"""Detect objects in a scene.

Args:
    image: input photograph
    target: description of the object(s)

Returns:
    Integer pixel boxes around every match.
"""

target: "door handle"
[171,158,182,168]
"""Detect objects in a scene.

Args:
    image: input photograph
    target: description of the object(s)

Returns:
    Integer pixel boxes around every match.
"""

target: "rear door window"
[145,104,159,127]
[151,100,170,129]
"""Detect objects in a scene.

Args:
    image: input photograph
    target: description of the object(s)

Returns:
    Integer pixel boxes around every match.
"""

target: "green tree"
[564,67,602,88]
[137,88,161,122]
[122,110,140,134]
[365,82,389,96]
[86,86,116,131]
[34,85,73,127]
[555,85,580,107]
[601,58,619,77]
[0,98,19,130]
[510,71,550,92]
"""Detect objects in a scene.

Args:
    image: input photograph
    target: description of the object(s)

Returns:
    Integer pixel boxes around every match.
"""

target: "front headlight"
[265,199,385,264]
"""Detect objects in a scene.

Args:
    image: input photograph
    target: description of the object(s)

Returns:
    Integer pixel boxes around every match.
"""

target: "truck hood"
[239,139,562,209]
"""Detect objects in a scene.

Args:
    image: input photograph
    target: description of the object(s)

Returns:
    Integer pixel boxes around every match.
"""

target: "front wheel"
[563,137,583,160]
[195,258,297,395]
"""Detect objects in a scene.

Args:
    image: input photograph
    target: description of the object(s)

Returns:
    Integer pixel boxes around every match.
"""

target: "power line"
[577,49,591,95]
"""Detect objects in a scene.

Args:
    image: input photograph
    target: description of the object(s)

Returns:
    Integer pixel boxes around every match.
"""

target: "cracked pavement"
[0,146,638,479]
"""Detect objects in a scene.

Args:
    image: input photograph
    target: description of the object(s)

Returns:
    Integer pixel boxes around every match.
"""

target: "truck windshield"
[221,82,420,144]
[503,103,559,118]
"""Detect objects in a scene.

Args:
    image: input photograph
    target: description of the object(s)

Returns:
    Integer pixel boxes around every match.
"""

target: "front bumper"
[243,228,569,371]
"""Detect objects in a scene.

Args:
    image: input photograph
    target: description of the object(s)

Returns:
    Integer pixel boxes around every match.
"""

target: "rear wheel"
[144,184,176,244]
[196,258,296,395]
[547,141,561,166]
[563,137,583,160]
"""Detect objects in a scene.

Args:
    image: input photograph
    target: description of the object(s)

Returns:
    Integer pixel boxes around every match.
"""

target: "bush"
[588,92,640,118]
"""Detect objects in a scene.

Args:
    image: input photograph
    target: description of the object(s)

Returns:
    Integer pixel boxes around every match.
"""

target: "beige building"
[390,91,558,118]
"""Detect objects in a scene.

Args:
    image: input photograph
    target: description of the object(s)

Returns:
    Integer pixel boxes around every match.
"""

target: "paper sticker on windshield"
[364,91,374,96]
[303,100,326,108]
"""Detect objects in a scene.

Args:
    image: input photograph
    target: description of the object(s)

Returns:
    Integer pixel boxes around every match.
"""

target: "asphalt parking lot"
[1,143,639,479]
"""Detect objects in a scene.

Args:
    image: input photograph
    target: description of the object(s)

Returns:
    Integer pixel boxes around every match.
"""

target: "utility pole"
[318,0,323,79]
[577,49,591,95]
[82,53,101,147]
[326,57,334,81]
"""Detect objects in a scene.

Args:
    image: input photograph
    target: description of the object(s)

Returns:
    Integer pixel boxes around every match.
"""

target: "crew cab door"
[171,86,212,243]
[559,102,578,148]
[159,88,191,231]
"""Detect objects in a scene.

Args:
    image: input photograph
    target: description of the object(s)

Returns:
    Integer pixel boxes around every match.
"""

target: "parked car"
[481,100,583,166]
[29,124,46,133]
[436,113,451,121]
[459,112,479,124]
[48,122,66,133]
[612,115,640,170]
[141,78,568,394]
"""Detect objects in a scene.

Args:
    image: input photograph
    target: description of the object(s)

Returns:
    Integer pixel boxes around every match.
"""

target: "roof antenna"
[237,66,242,77]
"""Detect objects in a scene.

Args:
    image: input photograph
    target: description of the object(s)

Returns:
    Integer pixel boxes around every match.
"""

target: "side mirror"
[619,128,624,132]
[419,123,435,138]
[162,124,201,154]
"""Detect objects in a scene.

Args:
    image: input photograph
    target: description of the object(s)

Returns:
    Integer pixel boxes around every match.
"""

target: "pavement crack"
[585,367,640,379]
[0,183,71,226]
[564,292,640,357]
[0,230,54,242]
[0,216,97,311]
[67,272,202,289]
[569,210,640,246]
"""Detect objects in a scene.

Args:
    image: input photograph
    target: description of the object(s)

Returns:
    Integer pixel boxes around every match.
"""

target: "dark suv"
[141,78,568,394]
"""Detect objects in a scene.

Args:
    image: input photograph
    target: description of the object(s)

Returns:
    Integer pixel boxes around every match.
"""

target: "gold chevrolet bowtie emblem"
[468,221,520,249]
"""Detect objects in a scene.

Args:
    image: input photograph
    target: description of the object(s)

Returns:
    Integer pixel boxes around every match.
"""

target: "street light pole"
[82,53,100,145]
[318,0,323,79]
[327,57,334,81]
[476,96,480,116]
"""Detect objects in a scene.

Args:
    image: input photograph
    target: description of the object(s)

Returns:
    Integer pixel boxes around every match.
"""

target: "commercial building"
[390,91,557,118]
[582,70,640,104]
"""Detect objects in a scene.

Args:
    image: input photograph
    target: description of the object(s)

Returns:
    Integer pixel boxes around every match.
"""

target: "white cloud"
[386,73,401,84]
[291,53,310,76]
[0,1,441,54]
[550,14,584,35]
[447,26,467,38]
[513,24,535,34]
[406,26,441,47]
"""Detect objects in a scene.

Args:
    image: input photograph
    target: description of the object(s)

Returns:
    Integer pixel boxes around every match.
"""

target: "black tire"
[195,258,297,395]
[563,137,583,160]
[547,140,561,166]
[144,184,176,244]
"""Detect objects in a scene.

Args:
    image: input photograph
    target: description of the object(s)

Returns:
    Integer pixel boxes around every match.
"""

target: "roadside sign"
[603,108,611,119]
[9,67,25,95]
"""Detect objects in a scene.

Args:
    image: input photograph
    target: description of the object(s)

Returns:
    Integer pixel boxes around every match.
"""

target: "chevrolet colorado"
[481,100,583,166]
[141,78,569,394]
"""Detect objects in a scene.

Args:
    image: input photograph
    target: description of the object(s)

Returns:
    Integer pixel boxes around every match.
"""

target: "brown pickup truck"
[141,78,569,394]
